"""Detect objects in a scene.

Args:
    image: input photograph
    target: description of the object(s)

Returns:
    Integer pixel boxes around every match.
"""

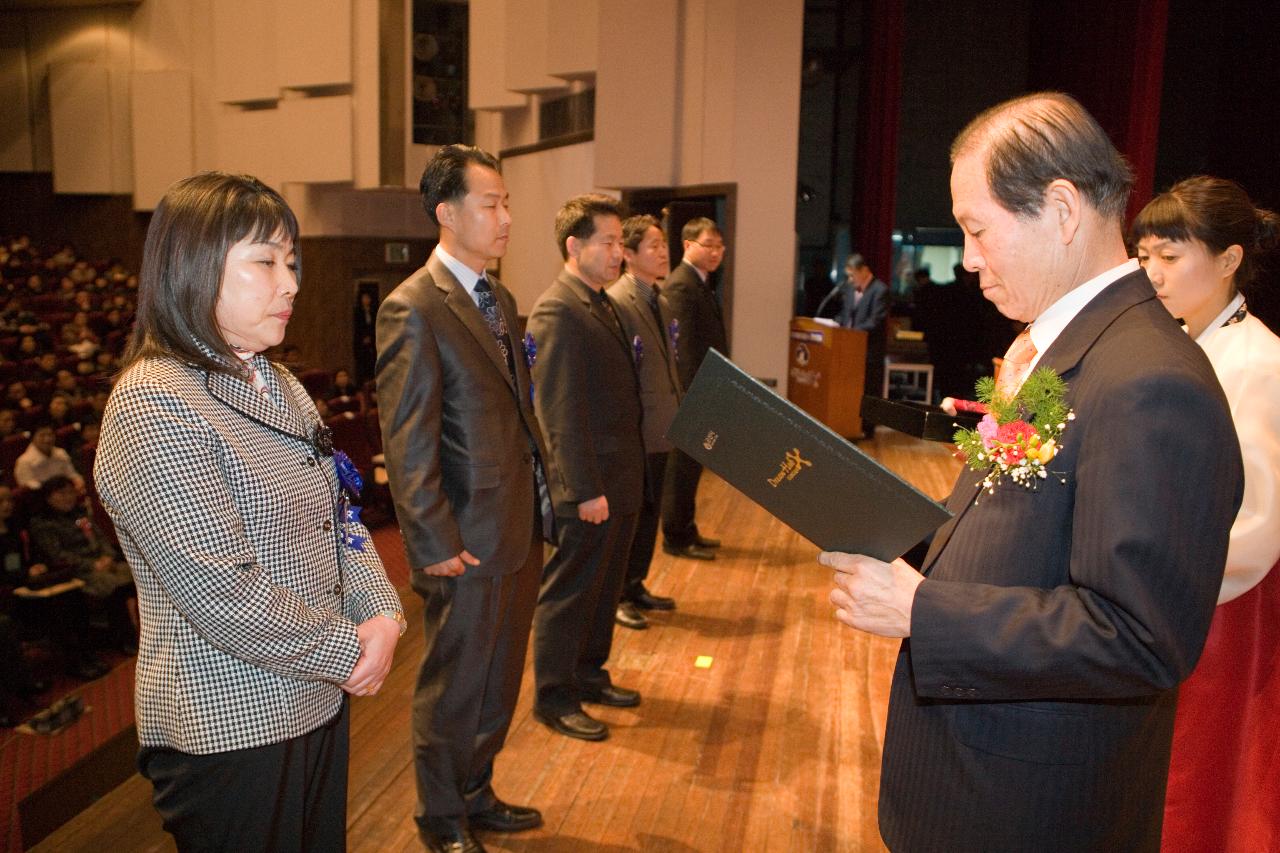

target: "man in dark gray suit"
[660,217,727,560]
[607,215,681,630]
[836,253,888,400]
[527,194,646,742]
[377,145,554,853]
[823,93,1243,851]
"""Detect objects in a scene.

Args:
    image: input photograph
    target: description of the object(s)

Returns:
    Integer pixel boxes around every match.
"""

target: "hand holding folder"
[666,350,951,563]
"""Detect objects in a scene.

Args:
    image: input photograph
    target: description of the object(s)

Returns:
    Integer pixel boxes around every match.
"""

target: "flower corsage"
[953,368,1074,496]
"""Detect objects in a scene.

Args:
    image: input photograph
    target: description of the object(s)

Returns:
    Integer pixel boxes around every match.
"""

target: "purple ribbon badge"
[523,332,537,405]
[334,450,363,499]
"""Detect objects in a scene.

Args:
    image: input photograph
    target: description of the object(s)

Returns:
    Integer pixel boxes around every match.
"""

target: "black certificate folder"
[667,349,952,561]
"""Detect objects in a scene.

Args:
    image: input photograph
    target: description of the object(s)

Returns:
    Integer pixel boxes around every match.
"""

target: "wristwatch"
[377,610,408,637]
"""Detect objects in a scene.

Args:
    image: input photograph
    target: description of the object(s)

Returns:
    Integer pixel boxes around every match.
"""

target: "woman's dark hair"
[1131,176,1280,289]
[121,171,299,376]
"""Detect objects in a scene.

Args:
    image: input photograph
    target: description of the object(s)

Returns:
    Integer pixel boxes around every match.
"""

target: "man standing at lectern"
[836,253,888,402]
[823,93,1242,851]
[661,216,726,560]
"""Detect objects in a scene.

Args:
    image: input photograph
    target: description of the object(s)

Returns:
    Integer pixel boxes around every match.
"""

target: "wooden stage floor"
[37,428,961,853]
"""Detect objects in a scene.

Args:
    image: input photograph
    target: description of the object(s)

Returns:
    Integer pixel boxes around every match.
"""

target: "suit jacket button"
[522,452,532,464]
[322,519,333,531]
[307,457,317,466]
[332,583,342,596]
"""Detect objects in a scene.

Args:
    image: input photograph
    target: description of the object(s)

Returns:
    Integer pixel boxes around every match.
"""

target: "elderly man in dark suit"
[527,194,646,742]
[660,216,726,560]
[607,215,682,630]
[377,144,554,853]
[836,252,888,401]
[823,93,1243,852]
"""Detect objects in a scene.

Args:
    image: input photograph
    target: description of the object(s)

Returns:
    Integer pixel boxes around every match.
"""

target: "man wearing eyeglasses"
[660,216,727,561]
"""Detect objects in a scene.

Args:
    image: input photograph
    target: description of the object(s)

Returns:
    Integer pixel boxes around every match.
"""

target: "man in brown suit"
[607,215,681,630]
[527,195,646,742]
[377,144,554,853]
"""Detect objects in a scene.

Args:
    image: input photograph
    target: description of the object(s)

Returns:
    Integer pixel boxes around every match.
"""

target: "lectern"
[786,317,866,438]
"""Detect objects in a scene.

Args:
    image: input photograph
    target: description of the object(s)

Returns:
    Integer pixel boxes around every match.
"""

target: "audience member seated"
[47,395,77,430]
[32,351,59,382]
[0,408,19,440]
[330,368,360,399]
[6,381,32,411]
[327,368,364,414]
[1,484,108,684]
[0,614,46,726]
[28,475,135,653]
[14,424,85,491]
[53,369,84,403]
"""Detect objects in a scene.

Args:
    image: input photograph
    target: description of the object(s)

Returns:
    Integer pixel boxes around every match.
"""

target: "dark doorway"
[351,274,398,385]
[621,183,736,355]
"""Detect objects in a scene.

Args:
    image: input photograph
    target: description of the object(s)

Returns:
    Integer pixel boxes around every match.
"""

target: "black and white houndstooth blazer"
[95,352,402,755]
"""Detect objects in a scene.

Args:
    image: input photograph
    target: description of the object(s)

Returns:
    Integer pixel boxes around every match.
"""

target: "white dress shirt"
[1025,258,1140,375]
[435,246,489,310]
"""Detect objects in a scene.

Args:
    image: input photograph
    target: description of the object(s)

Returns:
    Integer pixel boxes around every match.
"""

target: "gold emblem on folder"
[767,447,812,487]
[703,430,719,450]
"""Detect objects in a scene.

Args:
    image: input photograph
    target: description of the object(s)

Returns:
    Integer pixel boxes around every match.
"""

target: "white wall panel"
[215,103,282,190]
[49,61,113,193]
[25,8,109,172]
[499,141,617,312]
[104,5,133,193]
[469,0,523,109]
[0,47,34,171]
[278,95,354,184]
[279,0,352,89]
[504,0,567,94]
[351,0,380,187]
[130,0,192,72]
[546,0,597,79]
[131,69,194,210]
[594,0,677,189]
[213,0,278,103]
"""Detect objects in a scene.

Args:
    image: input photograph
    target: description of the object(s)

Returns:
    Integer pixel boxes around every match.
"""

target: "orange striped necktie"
[995,328,1036,399]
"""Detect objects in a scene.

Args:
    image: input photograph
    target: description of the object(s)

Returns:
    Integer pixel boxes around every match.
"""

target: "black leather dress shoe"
[662,542,716,560]
[695,534,722,548]
[419,825,485,853]
[470,800,543,833]
[630,587,676,611]
[582,684,641,708]
[534,708,609,741]
[615,601,649,630]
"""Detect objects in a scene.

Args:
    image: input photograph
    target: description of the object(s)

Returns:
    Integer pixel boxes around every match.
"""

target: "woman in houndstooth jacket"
[94,172,404,852]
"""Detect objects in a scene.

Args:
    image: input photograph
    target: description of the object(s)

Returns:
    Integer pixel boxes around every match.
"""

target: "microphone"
[814,281,843,319]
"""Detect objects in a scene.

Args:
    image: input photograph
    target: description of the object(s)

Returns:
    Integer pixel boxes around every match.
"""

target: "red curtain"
[851,0,903,281]
[1027,0,1169,225]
